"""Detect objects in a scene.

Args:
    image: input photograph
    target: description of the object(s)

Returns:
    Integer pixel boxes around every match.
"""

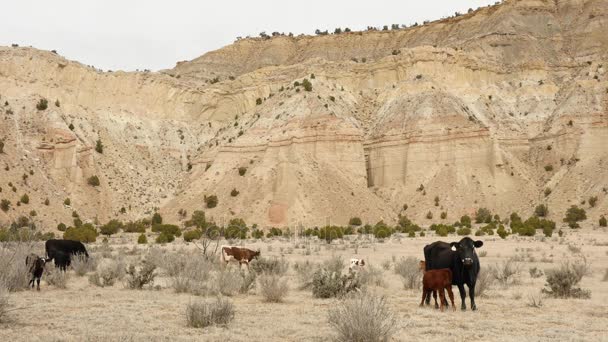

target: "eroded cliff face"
[0,0,607,229]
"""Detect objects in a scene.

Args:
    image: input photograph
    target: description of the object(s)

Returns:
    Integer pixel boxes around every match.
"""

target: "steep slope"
[1,0,607,231]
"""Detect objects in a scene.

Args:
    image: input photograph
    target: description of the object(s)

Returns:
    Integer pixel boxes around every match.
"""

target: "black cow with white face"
[424,237,483,311]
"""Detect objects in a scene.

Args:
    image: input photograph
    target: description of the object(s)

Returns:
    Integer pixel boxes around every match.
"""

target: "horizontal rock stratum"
[0,0,606,229]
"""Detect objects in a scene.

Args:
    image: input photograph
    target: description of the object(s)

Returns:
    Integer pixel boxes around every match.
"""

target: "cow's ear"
[450,242,459,250]
[474,240,484,248]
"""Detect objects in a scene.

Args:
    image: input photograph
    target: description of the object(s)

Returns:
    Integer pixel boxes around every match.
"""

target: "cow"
[220,246,260,268]
[420,266,456,312]
[349,258,366,272]
[26,253,46,291]
[45,239,89,271]
[424,237,483,311]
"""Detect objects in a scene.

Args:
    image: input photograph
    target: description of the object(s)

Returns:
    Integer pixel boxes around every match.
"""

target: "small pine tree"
[535,204,548,217]
[151,212,163,225]
[138,234,148,244]
[95,139,103,154]
[87,175,100,186]
[64,198,71,206]
[20,194,29,204]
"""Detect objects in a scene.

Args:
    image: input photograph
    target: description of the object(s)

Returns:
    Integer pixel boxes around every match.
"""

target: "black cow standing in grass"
[424,237,483,311]
[26,253,46,291]
[45,239,89,271]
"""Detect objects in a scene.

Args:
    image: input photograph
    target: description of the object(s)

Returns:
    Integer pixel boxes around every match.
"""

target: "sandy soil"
[1,227,607,342]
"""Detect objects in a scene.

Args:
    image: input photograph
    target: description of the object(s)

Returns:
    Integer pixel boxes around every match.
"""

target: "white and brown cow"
[349,258,366,271]
[221,245,260,268]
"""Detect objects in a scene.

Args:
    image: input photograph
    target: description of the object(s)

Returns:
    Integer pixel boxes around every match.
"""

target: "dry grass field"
[1,227,608,342]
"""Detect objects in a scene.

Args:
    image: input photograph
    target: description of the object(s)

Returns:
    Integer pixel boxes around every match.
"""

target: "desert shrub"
[302,78,313,91]
[312,268,360,298]
[137,234,147,244]
[230,188,239,197]
[475,207,492,223]
[63,224,98,242]
[125,261,156,289]
[293,260,318,290]
[543,261,591,298]
[0,199,10,212]
[0,284,8,323]
[36,98,48,110]
[20,194,29,204]
[529,267,544,279]
[0,245,30,291]
[535,204,548,217]
[183,229,202,242]
[600,216,607,227]
[87,175,100,186]
[318,225,345,242]
[172,257,215,295]
[100,219,122,236]
[349,217,362,226]
[57,223,67,231]
[426,211,433,220]
[492,258,521,285]
[256,98,262,105]
[323,255,345,274]
[394,256,421,289]
[475,268,494,297]
[588,196,598,207]
[457,227,471,236]
[71,254,97,276]
[357,264,387,288]
[563,205,587,228]
[46,267,69,289]
[250,257,288,276]
[544,188,552,197]
[460,215,472,228]
[214,268,245,297]
[89,258,126,287]
[440,212,447,219]
[123,221,146,233]
[544,165,553,172]
[186,297,235,328]
[328,292,396,342]
[258,274,289,302]
[497,225,508,239]
[204,195,218,208]
[238,167,247,176]
[95,139,103,153]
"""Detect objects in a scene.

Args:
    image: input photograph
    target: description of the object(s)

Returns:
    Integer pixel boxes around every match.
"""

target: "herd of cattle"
[25,237,484,311]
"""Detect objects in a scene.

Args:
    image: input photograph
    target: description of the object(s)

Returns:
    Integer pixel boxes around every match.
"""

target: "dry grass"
[71,254,97,276]
[250,256,289,276]
[186,297,235,328]
[258,274,289,302]
[125,261,156,289]
[0,244,31,292]
[475,268,495,297]
[293,260,318,290]
[328,292,397,342]
[88,258,125,287]
[543,261,591,298]
[0,284,8,323]
[492,258,521,286]
[45,267,69,289]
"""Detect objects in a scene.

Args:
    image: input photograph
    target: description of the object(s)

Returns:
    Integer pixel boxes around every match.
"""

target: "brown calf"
[420,266,456,312]
[221,246,260,268]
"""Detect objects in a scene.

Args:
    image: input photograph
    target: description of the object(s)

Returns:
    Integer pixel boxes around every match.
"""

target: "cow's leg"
[36,277,41,291]
[457,284,467,311]
[425,290,431,305]
[439,288,446,312]
[29,277,34,289]
[442,288,449,307]
[420,289,427,307]
[447,286,456,311]
[468,282,477,311]
[432,290,438,309]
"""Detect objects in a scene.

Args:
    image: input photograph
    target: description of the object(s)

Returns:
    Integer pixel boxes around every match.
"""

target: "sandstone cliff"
[1,0,607,230]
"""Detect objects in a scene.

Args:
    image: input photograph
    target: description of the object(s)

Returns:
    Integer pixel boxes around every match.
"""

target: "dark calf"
[420,268,455,312]
[26,253,46,291]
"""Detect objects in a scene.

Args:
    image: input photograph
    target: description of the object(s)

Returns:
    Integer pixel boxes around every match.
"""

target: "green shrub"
[251,229,264,239]
[230,188,239,197]
[0,199,9,212]
[256,98,262,105]
[535,204,548,217]
[440,212,447,219]
[152,224,181,237]
[151,212,162,225]
[475,208,492,223]
[100,219,123,236]
[497,225,508,239]
[457,227,471,236]
[563,205,586,228]
[544,165,554,172]
[349,217,362,226]
[183,229,203,242]
[238,167,247,176]
[436,226,448,237]
[36,98,48,110]
[64,198,71,206]
[542,261,590,299]
[302,78,313,91]
[544,188,552,197]
[426,211,433,219]
[312,269,360,298]
[204,195,218,208]
[137,234,147,244]
[124,221,146,233]
[155,232,175,244]
[318,226,345,242]
[600,216,607,227]
[63,224,98,242]
[589,196,598,207]
[95,139,103,154]
[460,215,472,228]
[57,223,67,231]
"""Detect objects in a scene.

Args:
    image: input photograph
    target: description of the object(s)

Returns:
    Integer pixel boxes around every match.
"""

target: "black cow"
[45,239,89,271]
[424,237,483,311]
[26,253,46,291]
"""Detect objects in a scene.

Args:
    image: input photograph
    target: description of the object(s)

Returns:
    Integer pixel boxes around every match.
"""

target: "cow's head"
[450,237,483,268]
